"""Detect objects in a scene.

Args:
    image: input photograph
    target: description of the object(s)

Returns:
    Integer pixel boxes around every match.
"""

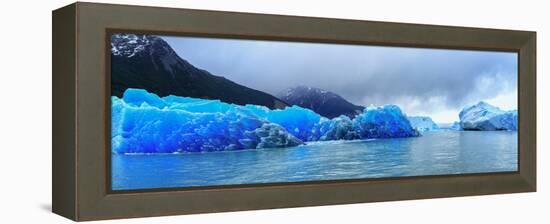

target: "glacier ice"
[314,116,357,141]
[247,123,304,149]
[451,121,462,130]
[112,95,302,153]
[408,116,439,132]
[459,101,517,131]
[353,105,420,138]
[263,105,322,141]
[112,89,419,154]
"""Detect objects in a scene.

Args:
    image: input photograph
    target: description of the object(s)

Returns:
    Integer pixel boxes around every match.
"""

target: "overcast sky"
[163,35,517,123]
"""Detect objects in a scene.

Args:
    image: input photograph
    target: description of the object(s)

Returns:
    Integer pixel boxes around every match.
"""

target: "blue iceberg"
[310,106,419,141]
[458,101,517,131]
[408,116,439,132]
[353,105,420,138]
[112,91,303,154]
[262,105,322,141]
[112,89,419,154]
[314,116,357,141]
[451,121,462,130]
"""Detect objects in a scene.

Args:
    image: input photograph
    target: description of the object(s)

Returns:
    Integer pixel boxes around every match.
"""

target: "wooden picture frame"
[52,2,536,221]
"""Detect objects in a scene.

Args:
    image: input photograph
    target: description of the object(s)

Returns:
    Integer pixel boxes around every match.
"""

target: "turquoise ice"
[112,89,419,153]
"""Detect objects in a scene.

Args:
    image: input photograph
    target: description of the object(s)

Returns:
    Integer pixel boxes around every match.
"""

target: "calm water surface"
[112,131,517,190]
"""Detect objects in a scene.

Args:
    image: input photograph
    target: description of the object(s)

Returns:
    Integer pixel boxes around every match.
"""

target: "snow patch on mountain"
[111,34,155,58]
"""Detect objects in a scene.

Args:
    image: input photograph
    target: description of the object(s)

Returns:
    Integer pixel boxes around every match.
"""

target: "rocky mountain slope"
[111,34,287,109]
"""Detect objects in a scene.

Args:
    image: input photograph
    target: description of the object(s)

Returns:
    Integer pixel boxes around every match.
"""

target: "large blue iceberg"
[408,116,439,132]
[458,101,517,131]
[112,89,419,154]
[353,105,420,138]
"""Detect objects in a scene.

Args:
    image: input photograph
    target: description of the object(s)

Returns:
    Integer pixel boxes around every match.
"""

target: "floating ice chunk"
[122,88,166,108]
[314,116,357,141]
[112,89,305,154]
[459,101,517,131]
[264,105,321,141]
[167,98,232,113]
[353,105,420,138]
[408,116,439,132]
[111,89,419,153]
[248,123,304,149]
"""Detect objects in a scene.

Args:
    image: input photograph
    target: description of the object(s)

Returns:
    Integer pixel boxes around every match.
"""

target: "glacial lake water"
[112,130,518,190]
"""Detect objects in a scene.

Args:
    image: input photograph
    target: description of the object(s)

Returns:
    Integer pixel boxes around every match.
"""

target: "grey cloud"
[163,35,517,116]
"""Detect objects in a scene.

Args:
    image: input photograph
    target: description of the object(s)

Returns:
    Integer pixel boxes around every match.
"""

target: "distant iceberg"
[408,116,439,132]
[451,121,462,130]
[353,105,420,138]
[459,101,517,131]
[112,89,419,153]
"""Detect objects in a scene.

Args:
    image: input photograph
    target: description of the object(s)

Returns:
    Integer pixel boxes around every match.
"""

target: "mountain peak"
[282,86,334,99]
[278,86,364,119]
[111,34,170,58]
[110,34,288,109]
[112,34,151,57]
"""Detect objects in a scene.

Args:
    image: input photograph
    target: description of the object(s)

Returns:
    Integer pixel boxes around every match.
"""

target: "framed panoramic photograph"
[109,32,520,191]
[53,2,536,221]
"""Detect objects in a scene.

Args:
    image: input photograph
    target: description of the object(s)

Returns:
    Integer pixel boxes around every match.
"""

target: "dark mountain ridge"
[277,86,365,118]
[111,34,287,109]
